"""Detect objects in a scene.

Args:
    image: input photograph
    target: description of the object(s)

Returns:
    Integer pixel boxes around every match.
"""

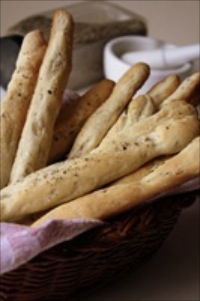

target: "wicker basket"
[0,190,197,301]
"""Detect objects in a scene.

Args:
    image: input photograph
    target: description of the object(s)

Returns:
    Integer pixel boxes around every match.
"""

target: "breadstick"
[161,72,200,107]
[48,79,115,163]
[9,10,74,183]
[100,94,156,145]
[101,74,180,145]
[32,136,200,226]
[0,100,199,222]
[147,74,180,108]
[0,30,47,189]
[68,62,150,159]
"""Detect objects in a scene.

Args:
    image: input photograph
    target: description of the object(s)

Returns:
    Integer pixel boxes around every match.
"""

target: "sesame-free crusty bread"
[48,79,115,163]
[0,100,199,222]
[9,10,74,183]
[68,62,150,159]
[32,136,200,225]
[0,30,47,189]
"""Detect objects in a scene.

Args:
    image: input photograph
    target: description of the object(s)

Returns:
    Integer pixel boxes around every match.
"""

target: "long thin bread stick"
[0,30,47,188]
[48,79,115,163]
[9,10,74,183]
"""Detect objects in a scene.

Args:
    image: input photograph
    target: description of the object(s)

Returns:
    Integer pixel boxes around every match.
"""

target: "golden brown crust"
[0,100,199,222]
[9,10,74,183]
[48,79,115,163]
[32,137,200,226]
[0,30,47,188]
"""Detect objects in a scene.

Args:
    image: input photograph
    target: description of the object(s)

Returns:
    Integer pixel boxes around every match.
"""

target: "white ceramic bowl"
[103,36,193,94]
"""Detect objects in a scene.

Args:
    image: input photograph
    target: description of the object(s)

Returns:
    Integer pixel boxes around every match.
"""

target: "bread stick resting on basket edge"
[0,96,199,223]
[32,136,200,226]
[0,8,200,228]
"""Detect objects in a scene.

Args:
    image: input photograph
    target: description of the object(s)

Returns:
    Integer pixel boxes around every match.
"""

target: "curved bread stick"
[9,10,74,183]
[0,100,199,222]
[0,30,47,188]
[68,62,150,159]
[32,136,200,225]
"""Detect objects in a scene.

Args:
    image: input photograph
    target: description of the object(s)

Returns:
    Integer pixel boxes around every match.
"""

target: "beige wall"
[1,0,199,45]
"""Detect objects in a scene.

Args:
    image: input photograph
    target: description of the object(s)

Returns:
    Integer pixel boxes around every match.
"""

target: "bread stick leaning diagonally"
[32,136,200,226]
[68,62,150,159]
[161,72,200,107]
[9,10,74,184]
[0,100,199,222]
[0,30,47,189]
[48,79,115,163]
[100,74,181,145]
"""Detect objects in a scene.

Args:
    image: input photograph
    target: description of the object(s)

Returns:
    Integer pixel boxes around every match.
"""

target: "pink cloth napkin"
[0,218,103,275]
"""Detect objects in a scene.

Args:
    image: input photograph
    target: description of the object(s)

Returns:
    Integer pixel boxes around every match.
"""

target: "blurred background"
[1,0,199,45]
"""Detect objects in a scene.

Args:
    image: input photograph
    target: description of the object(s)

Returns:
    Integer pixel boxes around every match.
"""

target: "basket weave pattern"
[0,191,197,301]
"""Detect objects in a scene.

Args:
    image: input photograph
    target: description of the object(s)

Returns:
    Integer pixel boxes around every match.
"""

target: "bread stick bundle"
[9,10,74,184]
[100,72,199,147]
[48,79,115,163]
[32,136,200,226]
[95,74,180,147]
[0,30,47,188]
[0,99,199,223]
